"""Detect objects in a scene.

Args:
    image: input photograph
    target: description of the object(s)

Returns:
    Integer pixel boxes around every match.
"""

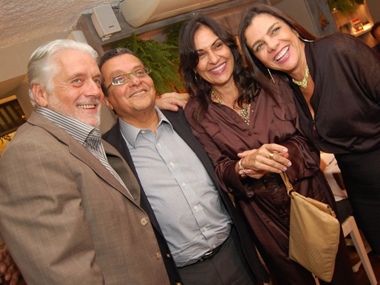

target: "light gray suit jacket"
[0,112,169,285]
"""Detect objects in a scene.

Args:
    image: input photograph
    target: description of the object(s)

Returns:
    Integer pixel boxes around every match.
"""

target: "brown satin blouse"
[184,77,322,199]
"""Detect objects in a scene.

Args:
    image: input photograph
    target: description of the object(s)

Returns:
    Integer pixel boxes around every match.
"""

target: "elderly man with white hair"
[0,39,170,285]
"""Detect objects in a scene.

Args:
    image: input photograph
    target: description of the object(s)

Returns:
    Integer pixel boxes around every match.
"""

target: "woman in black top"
[239,3,380,255]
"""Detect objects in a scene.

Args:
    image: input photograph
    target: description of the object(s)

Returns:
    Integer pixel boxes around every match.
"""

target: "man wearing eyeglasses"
[0,40,170,284]
[100,48,268,285]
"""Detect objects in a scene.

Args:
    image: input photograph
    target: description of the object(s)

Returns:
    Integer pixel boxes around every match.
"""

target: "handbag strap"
[280,172,294,197]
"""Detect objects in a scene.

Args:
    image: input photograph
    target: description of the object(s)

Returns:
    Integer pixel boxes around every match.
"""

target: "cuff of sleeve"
[223,162,255,198]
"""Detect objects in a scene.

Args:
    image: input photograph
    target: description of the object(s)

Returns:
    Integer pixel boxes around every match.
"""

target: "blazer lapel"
[103,121,164,234]
[29,112,139,205]
[103,141,141,205]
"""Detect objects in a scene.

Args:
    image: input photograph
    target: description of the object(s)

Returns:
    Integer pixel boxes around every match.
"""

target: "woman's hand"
[155,92,190,111]
[0,245,21,285]
[237,144,291,179]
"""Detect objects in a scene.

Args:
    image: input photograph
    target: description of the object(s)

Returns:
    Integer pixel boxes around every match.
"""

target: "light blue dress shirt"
[119,108,231,267]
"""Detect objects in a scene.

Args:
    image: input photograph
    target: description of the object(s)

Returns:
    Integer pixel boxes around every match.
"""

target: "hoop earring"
[267,68,275,84]
[299,35,315,43]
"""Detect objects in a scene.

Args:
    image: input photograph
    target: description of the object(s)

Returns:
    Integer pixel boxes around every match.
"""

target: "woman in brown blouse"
[179,16,353,284]
[239,3,380,257]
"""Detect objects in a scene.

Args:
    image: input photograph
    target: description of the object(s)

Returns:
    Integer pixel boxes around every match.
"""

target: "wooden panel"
[0,99,26,137]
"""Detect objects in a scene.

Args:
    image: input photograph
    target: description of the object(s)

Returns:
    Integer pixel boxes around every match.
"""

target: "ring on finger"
[268,152,274,160]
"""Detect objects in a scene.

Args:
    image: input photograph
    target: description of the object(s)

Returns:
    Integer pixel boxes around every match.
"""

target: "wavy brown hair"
[179,15,259,123]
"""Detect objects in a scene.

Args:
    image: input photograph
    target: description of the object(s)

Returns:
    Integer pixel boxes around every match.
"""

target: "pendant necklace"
[211,90,250,125]
[292,65,309,89]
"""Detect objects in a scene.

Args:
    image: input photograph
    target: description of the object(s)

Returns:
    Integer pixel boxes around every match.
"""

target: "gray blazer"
[0,112,170,285]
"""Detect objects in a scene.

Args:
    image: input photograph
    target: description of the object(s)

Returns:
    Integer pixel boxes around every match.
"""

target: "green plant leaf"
[114,23,185,95]
[327,0,363,14]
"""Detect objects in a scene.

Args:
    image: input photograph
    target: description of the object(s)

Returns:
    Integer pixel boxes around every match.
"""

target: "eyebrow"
[109,65,144,78]
[69,72,102,80]
[251,22,280,50]
[196,38,221,52]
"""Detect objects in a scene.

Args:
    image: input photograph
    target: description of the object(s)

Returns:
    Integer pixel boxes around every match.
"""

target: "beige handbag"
[280,172,340,282]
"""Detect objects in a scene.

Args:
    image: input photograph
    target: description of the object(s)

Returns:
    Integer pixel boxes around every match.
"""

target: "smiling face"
[193,26,235,88]
[244,13,305,77]
[101,53,156,120]
[34,49,103,127]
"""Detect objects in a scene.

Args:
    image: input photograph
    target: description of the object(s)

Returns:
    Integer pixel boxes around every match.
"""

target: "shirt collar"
[118,107,173,148]
[35,106,101,147]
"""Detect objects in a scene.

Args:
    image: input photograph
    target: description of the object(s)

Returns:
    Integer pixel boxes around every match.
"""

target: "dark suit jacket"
[103,108,269,284]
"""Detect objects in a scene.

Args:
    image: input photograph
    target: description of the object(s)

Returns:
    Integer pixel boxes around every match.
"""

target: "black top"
[294,33,380,154]
[373,43,380,54]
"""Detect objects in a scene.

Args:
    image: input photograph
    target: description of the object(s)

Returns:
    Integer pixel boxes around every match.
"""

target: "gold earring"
[267,68,275,83]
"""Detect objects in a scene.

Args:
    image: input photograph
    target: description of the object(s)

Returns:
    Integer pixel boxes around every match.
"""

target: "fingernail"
[283,148,288,153]
[287,162,292,167]
[283,167,287,171]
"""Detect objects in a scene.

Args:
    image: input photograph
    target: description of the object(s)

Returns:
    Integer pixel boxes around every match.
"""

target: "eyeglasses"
[106,67,151,91]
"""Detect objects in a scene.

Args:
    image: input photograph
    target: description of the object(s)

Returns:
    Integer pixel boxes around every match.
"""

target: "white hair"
[27,39,98,106]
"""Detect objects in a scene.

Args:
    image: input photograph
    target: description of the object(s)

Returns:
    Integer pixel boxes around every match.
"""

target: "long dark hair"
[238,3,316,92]
[179,15,258,123]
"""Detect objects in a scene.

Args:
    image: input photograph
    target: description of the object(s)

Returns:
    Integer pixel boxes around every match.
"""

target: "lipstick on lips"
[209,62,227,75]
[274,46,290,63]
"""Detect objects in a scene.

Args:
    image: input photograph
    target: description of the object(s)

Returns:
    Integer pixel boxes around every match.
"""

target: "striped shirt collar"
[35,106,101,147]
[119,107,172,148]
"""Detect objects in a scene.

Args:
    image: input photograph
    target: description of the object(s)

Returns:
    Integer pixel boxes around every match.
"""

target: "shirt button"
[170,162,174,167]
[141,217,149,226]
[156,252,162,259]
[201,227,207,233]
[182,182,187,188]
[166,253,171,258]
[194,205,198,211]
[248,131,252,136]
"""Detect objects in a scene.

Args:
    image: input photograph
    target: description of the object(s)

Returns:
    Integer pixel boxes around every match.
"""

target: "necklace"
[211,90,250,125]
[292,66,309,89]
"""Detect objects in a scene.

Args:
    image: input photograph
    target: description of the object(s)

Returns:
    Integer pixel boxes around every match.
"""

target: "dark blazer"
[103,108,269,284]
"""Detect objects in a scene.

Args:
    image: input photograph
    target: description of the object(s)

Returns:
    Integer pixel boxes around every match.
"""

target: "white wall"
[275,0,317,35]
[367,0,380,23]
[0,32,69,83]
[275,0,338,37]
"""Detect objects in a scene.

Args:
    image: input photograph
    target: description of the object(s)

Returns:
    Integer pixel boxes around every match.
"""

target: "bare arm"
[155,92,189,111]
